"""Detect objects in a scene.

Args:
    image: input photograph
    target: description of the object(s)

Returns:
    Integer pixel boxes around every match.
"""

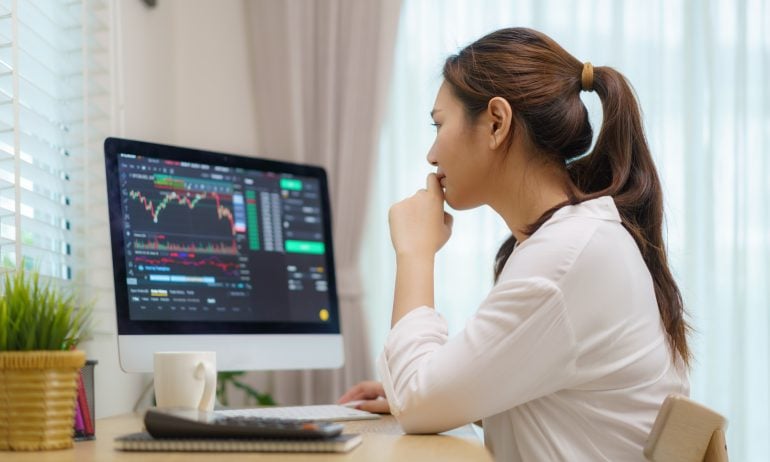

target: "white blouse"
[377,196,689,461]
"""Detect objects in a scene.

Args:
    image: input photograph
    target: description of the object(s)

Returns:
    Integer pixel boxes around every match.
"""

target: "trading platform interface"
[117,153,332,324]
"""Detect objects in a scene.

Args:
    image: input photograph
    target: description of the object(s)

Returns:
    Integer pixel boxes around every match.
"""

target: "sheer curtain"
[243,0,401,405]
[360,1,769,460]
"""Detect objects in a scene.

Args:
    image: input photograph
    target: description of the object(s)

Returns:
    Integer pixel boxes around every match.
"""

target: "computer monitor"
[104,137,344,372]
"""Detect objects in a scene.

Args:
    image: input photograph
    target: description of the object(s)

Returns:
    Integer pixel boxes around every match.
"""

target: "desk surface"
[1,413,493,461]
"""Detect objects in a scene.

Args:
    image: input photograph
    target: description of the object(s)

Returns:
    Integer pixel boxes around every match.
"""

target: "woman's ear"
[486,97,513,150]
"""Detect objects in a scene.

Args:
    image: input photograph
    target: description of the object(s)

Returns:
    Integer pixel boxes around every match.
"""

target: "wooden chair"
[644,394,728,462]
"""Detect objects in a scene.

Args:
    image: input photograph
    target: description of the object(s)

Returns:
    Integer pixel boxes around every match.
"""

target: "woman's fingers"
[337,381,385,404]
[356,398,391,414]
[388,173,451,256]
[426,173,443,197]
[444,211,454,229]
[336,385,363,403]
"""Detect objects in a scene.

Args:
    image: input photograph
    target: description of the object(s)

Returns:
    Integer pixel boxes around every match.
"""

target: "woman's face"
[427,82,495,210]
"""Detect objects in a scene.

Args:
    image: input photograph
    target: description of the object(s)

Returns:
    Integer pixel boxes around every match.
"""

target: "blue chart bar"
[149,274,216,284]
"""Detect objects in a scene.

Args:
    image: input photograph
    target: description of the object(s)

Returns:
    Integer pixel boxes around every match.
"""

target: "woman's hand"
[388,173,453,258]
[388,173,453,325]
[337,380,390,414]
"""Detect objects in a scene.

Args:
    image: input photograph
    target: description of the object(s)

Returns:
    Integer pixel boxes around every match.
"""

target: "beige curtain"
[242,0,402,404]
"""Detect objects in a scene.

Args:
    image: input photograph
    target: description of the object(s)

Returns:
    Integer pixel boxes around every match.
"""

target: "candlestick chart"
[124,175,247,282]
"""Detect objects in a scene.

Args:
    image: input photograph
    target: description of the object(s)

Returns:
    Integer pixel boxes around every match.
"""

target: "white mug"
[153,351,217,411]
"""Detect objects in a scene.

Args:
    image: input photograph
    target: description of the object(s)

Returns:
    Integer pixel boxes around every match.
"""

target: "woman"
[339,27,690,461]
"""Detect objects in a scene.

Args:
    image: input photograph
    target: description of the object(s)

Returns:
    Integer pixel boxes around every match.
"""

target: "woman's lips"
[436,173,446,187]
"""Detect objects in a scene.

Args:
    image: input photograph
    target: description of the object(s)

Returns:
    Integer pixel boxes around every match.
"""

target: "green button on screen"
[280,178,302,191]
[285,240,325,254]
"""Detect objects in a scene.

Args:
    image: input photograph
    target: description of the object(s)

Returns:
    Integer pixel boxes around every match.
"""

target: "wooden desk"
[1,413,492,461]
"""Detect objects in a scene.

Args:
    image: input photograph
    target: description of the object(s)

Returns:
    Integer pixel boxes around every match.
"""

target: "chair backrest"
[644,394,728,462]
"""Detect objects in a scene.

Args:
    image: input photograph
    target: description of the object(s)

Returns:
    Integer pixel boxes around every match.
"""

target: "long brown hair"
[443,27,691,367]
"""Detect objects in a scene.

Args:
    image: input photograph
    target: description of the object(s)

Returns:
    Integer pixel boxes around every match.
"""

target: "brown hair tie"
[581,62,594,92]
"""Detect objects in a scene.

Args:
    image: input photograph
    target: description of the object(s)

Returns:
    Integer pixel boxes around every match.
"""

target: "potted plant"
[0,269,92,450]
[216,371,275,407]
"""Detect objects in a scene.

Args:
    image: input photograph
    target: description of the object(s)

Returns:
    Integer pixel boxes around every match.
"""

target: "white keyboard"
[215,404,380,422]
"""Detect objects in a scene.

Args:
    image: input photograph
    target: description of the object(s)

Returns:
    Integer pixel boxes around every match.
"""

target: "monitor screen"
[104,137,343,372]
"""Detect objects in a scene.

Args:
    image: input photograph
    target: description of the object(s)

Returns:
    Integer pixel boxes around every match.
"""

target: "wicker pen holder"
[0,350,86,450]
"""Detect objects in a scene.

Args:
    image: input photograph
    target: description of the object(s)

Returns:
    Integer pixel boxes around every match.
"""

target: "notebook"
[114,432,362,453]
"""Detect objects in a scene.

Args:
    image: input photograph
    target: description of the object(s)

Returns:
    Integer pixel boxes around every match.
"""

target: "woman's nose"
[426,150,438,166]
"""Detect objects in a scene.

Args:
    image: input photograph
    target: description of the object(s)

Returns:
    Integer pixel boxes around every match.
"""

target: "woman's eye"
[431,122,441,131]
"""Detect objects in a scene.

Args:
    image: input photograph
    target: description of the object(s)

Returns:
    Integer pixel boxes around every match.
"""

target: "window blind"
[0,0,111,284]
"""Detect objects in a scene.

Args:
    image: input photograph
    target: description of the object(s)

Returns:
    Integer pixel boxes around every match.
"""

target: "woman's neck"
[488,156,571,244]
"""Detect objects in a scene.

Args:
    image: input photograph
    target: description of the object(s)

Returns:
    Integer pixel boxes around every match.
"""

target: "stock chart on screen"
[117,153,331,324]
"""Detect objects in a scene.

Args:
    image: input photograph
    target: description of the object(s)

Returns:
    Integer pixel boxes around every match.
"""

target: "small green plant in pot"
[0,269,92,450]
[216,371,275,407]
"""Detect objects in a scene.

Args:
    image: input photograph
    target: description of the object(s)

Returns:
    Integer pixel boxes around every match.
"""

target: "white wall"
[86,0,258,418]
[120,0,257,154]
[169,2,258,155]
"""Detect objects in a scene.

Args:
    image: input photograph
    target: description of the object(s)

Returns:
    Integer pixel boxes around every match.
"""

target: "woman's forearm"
[391,254,435,326]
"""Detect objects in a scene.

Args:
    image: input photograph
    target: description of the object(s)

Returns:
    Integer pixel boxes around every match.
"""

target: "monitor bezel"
[104,137,341,336]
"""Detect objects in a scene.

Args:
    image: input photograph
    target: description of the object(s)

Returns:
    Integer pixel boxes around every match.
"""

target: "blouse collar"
[549,196,621,223]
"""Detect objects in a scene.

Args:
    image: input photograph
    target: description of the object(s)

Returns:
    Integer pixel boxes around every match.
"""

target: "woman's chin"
[444,193,476,211]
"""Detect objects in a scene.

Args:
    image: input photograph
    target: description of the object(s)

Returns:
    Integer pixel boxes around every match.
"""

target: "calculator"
[144,408,345,439]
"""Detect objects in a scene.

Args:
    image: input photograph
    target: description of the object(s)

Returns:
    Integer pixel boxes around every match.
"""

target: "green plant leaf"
[0,299,7,350]
[215,371,276,407]
[0,268,93,351]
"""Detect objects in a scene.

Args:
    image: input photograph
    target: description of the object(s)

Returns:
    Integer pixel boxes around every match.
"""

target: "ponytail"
[447,27,691,368]
[569,67,692,367]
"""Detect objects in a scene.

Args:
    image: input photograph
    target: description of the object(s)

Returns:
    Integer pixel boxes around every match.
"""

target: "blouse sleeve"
[377,276,577,434]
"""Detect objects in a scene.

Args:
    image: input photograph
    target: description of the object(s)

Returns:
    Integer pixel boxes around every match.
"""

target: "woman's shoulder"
[499,196,626,284]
